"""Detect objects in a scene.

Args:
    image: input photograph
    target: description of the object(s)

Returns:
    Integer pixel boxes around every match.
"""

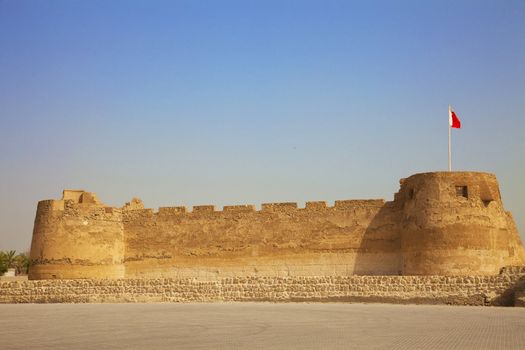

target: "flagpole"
[448,105,452,172]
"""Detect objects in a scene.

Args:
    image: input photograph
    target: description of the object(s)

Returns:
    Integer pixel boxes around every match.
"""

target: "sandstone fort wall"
[28,172,525,280]
[123,199,400,279]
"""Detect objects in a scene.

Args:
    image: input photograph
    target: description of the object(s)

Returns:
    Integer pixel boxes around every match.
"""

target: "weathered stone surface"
[3,267,524,305]
[28,172,525,280]
[399,172,525,275]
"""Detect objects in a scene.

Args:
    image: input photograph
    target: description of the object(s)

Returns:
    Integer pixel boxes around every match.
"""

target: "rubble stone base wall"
[2,267,524,306]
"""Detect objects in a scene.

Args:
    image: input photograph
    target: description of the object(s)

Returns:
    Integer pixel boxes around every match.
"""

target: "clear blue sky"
[1,0,524,251]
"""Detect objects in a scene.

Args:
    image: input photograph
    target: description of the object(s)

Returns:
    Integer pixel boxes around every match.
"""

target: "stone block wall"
[2,267,524,306]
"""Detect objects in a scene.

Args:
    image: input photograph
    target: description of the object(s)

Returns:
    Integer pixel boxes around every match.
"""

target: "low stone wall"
[2,267,524,306]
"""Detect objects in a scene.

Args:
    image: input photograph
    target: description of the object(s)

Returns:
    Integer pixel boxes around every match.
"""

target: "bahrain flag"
[449,107,461,128]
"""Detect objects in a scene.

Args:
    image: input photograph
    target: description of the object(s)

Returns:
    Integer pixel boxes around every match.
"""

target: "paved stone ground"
[0,303,524,349]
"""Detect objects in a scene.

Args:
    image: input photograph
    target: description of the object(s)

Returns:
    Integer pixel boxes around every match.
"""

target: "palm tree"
[4,250,17,269]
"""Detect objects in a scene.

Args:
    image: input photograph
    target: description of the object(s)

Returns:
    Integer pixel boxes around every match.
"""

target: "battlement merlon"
[124,199,389,214]
[62,189,103,205]
[35,190,105,213]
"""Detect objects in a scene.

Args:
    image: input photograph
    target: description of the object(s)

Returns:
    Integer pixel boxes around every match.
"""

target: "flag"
[449,107,461,128]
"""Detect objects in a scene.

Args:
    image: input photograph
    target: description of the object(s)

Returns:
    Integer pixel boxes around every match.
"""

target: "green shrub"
[14,252,30,275]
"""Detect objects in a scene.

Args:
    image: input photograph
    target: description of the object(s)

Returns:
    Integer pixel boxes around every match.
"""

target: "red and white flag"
[447,105,461,171]
[449,106,461,128]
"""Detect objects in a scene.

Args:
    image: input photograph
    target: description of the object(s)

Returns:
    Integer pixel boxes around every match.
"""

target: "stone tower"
[28,190,125,279]
[397,172,525,275]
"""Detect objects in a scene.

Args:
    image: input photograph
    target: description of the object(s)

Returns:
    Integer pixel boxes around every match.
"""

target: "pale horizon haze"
[0,0,524,252]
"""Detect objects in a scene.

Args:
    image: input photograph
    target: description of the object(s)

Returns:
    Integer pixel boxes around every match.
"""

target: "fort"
[2,171,525,305]
[27,171,525,280]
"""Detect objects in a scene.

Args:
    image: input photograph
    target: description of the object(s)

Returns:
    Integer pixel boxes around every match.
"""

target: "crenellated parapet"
[121,199,387,217]
[28,172,525,280]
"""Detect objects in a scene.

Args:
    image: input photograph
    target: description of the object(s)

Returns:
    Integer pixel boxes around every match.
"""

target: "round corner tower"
[28,190,125,280]
[397,171,525,275]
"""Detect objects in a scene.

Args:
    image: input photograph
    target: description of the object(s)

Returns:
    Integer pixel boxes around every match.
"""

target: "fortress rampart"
[28,172,525,280]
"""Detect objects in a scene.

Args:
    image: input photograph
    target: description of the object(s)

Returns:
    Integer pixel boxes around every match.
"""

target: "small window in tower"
[455,186,468,198]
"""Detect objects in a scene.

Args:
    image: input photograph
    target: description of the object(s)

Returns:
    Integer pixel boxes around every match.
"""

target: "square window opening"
[455,186,468,199]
